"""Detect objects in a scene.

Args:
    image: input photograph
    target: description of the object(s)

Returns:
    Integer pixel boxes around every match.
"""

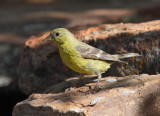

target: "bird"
[44,28,140,82]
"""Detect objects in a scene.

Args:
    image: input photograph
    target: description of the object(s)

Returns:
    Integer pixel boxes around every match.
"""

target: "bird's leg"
[65,74,84,92]
[80,73,85,80]
[78,73,85,86]
[72,73,84,87]
[86,72,101,94]
[94,72,102,89]
[96,71,102,82]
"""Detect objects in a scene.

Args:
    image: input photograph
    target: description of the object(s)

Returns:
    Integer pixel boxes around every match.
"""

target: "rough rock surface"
[13,74,160,116]
[19,20,160,94]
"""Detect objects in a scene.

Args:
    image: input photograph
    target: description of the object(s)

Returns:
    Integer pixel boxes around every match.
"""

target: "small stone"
[91,97,105,105]
[51,100,61,103]
[122,90,137,95]
[139,74,149,77]
[69,108,84,113]
[106,78,117,82]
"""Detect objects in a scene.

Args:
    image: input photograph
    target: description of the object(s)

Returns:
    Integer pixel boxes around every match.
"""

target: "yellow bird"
[45,28,140,81]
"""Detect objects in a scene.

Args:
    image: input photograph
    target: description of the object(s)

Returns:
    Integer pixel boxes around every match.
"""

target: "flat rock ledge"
[13,74,160,116]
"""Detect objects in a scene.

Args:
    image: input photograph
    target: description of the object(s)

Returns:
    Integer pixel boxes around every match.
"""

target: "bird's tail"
[113,53,141,59]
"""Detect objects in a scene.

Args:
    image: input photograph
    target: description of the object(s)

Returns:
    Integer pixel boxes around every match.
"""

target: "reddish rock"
[19,20,160,94]
[13,74,160,116]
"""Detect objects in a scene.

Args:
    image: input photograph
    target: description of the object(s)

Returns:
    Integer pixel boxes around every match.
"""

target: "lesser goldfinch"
[44,28,140,81]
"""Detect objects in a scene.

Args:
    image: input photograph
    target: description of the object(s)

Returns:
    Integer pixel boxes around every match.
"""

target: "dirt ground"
[0,0,160,116]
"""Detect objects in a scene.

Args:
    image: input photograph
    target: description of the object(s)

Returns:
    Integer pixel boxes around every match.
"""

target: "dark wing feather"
[75,43,121,62]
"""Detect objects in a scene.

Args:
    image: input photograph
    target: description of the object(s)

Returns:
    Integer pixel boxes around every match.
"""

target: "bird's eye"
[55,32,60,37]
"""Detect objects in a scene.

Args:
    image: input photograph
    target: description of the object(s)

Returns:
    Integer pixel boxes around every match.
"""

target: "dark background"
[0,0,160,115]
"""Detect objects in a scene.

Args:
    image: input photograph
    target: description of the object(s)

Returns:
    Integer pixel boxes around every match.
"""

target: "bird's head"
[44,28,77,46]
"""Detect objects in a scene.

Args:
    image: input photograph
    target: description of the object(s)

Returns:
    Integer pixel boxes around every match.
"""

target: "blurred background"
[0,0,160,115]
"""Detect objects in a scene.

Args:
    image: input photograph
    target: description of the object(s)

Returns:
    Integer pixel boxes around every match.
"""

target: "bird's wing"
[75,43,121,62]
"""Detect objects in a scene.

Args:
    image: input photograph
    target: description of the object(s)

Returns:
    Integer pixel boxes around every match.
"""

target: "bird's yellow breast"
[58,44,112,74]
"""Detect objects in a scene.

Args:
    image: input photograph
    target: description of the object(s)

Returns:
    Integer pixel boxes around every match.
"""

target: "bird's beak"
[44,34,53,41]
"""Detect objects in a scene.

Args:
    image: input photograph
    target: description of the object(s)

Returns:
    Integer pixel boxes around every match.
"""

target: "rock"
[13,74,160,116]
[19,20,160,94]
